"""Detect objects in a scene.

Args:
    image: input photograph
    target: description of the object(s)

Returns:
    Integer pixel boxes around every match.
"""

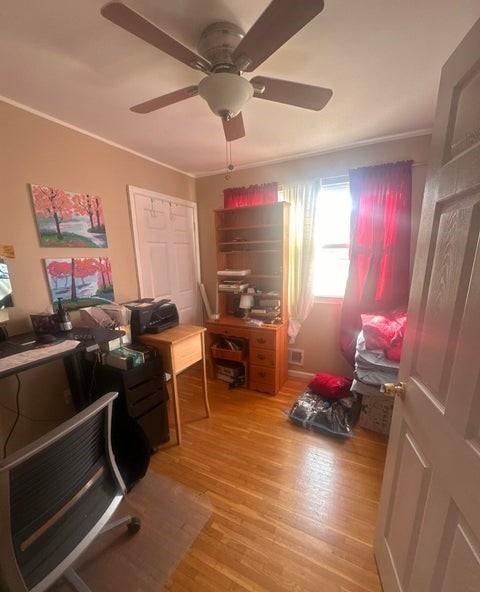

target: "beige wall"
[195,134,431,377]
[0,100,195,452]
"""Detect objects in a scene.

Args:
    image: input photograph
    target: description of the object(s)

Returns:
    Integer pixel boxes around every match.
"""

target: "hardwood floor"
[151,366,388,592]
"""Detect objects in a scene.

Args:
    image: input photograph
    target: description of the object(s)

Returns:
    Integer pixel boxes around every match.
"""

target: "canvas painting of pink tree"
[44,257,114,310]
[31,185,108,247]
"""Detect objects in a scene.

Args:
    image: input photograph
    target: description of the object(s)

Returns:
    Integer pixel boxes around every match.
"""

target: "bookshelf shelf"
[217,224,282,231]
[218,240,281,246]
[220,249,281,254]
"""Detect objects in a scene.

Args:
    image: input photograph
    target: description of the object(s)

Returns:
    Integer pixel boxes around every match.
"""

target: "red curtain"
[223,182,278,208]
[340,161,412,361]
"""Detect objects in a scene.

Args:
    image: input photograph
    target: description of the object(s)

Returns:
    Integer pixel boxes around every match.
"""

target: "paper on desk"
[0,340,81,373]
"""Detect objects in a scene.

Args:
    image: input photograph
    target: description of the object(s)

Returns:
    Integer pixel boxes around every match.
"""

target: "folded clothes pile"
[361,309,407,362]
[354,309,407,387]
[288,373,361,438]
[355,331,399,386]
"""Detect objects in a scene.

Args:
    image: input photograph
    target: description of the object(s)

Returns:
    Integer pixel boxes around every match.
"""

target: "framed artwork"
[0,257,14,309]
[30,184,108,247]
[44,257,115,310]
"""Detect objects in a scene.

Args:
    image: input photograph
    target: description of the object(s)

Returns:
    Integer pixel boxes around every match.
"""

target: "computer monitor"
[0,257,14,309]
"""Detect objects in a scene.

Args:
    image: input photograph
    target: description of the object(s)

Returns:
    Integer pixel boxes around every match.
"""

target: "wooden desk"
[0,328,125,411]
[139,325,210,445]
[205,316,288,395]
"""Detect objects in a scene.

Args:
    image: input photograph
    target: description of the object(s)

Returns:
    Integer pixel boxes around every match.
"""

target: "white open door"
[375,18,480,592]
[128,186,201,324]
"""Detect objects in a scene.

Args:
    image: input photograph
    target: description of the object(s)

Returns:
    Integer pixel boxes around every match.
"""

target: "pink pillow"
[361,309,407,360]
[361,313,397,350]
[308,373,352,400]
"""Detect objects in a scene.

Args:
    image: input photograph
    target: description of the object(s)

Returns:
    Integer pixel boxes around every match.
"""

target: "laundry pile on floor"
[288,373,361,438]
[289,310,408,438]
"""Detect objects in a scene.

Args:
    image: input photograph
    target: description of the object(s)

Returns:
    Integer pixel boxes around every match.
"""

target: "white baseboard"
[288,369,315,380]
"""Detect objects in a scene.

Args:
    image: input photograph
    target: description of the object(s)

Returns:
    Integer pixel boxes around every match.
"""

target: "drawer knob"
[259,371,266,378]
[257,354,265,360]
[257,338,266,344]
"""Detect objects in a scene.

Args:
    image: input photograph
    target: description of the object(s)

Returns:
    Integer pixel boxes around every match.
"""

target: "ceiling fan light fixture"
[198,73,253,119]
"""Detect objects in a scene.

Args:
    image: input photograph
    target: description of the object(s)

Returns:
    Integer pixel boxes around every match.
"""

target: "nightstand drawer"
[251,348,276,368]
[250,379,277,395]
[249,330,276,350]
[207,324,250,339]
[250,364,276,384]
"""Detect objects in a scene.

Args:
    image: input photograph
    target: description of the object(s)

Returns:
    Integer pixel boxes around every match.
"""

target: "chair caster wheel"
[127,517,141,534]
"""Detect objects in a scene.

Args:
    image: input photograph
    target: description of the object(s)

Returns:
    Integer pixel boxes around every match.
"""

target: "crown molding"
[0,95,195,178]
[1,95,432,180]
[194,128,432,178]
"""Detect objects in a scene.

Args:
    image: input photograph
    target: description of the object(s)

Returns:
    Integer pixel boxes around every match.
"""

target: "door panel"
[449,69,480,159]
[149,244,170,297]
[129,188,200,324]
[169,202,197,323]
[375,18,480,592]
[434,511,480,592]
[414,198,480,405]
[385,429,431,590]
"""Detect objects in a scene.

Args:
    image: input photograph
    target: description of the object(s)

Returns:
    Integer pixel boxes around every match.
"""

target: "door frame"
[127,185,202,314]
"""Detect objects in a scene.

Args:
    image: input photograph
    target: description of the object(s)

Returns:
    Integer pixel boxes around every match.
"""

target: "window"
[312,178,351,298]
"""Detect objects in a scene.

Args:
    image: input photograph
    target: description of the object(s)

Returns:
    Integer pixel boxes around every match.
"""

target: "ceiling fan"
[101,1,332,141]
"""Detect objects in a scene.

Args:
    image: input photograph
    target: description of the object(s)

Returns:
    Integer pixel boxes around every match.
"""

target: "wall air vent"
[288,348,304,366]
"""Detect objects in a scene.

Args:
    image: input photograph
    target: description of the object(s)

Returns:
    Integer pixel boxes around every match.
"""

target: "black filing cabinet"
[94,351,170,452]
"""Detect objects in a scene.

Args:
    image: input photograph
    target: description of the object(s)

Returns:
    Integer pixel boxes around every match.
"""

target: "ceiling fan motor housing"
[197,21,245,70]
[198,73,253,120]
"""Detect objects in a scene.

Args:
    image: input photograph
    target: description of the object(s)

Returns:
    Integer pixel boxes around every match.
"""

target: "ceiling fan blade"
[232,0,324,72]
[130,86,198,114]
[251,76,332,111]
[101,2,210,72]
[223,113,245,142]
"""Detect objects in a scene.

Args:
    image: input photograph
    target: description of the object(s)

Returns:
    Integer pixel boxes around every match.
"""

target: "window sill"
[314,296,344,304]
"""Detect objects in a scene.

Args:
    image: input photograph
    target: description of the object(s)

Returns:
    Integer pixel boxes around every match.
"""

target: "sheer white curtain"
[282,180,319,342]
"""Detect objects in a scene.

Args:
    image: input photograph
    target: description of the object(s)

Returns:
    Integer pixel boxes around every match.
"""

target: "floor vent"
[288,348,304,366]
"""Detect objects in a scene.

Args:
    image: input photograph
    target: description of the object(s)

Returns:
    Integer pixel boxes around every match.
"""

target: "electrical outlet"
[63,388,72,405]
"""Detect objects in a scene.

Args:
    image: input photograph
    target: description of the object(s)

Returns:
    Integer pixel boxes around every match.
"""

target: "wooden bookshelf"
[214,202,289,320]
[206,202,289,395]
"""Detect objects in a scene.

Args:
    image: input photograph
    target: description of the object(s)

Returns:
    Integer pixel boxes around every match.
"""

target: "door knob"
[381,382,406,398]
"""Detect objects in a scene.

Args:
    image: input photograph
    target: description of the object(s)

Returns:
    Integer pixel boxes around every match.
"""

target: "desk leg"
[64,352,89,411]
[170,346,182,446]
[201,333,211,418]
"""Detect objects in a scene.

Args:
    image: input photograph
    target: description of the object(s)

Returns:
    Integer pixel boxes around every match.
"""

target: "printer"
[124,298,179,337]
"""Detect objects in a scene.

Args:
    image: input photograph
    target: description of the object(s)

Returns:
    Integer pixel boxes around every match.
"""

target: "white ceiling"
[0,0,479,176]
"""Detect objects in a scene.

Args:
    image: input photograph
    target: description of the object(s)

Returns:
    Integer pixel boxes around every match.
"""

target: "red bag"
[308,373,352,400]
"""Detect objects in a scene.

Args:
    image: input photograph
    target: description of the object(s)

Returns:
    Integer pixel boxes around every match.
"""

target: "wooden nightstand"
[139,325,211,445]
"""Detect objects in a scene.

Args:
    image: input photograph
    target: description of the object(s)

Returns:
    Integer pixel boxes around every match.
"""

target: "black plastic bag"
[288,388,361,438]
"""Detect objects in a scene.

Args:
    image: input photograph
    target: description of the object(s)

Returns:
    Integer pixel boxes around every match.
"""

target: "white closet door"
[129,187,200,324]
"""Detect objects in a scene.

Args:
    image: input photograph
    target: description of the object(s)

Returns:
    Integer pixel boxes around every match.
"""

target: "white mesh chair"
[0,392,141,592]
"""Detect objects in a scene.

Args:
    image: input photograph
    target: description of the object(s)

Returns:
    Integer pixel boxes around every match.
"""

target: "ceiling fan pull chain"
[225,140,235,180]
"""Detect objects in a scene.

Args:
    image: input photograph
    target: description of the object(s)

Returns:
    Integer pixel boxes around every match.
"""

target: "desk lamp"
[239,294,254,319]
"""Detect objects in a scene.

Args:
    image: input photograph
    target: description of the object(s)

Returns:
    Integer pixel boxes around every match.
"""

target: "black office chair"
[0,392,141,592]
